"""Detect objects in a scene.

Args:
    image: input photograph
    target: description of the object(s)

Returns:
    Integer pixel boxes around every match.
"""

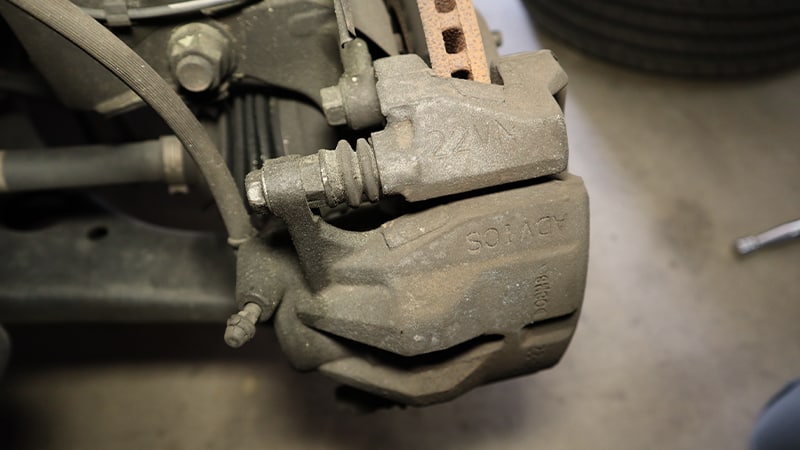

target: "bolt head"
[245,171,268,212]
[168,23,231,93]
[320,85,347,126]
[175,55,216,92]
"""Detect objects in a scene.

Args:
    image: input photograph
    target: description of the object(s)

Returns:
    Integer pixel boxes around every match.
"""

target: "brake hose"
[6,0,254,245]
[82,0,245,21]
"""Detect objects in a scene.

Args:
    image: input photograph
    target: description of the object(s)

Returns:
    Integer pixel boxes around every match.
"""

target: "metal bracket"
[103,0,132,27]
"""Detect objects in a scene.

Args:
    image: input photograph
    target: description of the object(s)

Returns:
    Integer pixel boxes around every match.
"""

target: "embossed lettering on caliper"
[466,214,568,254]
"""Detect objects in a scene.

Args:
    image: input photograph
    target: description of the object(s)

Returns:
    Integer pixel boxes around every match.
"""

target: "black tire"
[525,0,800,76]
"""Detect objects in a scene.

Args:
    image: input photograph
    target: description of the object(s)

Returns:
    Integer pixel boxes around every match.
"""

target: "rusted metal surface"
[416,0,490,82]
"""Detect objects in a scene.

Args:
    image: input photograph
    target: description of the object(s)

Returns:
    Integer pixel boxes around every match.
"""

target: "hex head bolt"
[168,23,232,93]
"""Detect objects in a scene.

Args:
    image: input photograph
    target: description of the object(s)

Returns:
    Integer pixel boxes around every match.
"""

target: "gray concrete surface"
[3,1,800,449]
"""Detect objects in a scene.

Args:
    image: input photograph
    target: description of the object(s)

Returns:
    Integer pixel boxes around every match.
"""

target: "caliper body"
[243,50,588,406]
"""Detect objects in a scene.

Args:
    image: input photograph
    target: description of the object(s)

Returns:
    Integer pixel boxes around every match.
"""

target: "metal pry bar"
[735,218,800,255]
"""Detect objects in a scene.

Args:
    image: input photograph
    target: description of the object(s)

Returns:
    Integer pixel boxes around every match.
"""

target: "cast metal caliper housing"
[244,50,589,406]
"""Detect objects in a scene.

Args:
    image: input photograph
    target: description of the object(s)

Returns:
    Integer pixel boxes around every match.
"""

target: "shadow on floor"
[0,323,541,450]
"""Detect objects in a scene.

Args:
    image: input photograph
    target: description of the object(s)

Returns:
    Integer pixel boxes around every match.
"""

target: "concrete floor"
[3,2,800,449]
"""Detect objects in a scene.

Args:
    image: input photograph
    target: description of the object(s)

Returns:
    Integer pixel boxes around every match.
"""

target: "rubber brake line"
[7,0,255,245]
[82,0,245,21]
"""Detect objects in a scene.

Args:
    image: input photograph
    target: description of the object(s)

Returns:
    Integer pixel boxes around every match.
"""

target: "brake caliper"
[244,50,588,406]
